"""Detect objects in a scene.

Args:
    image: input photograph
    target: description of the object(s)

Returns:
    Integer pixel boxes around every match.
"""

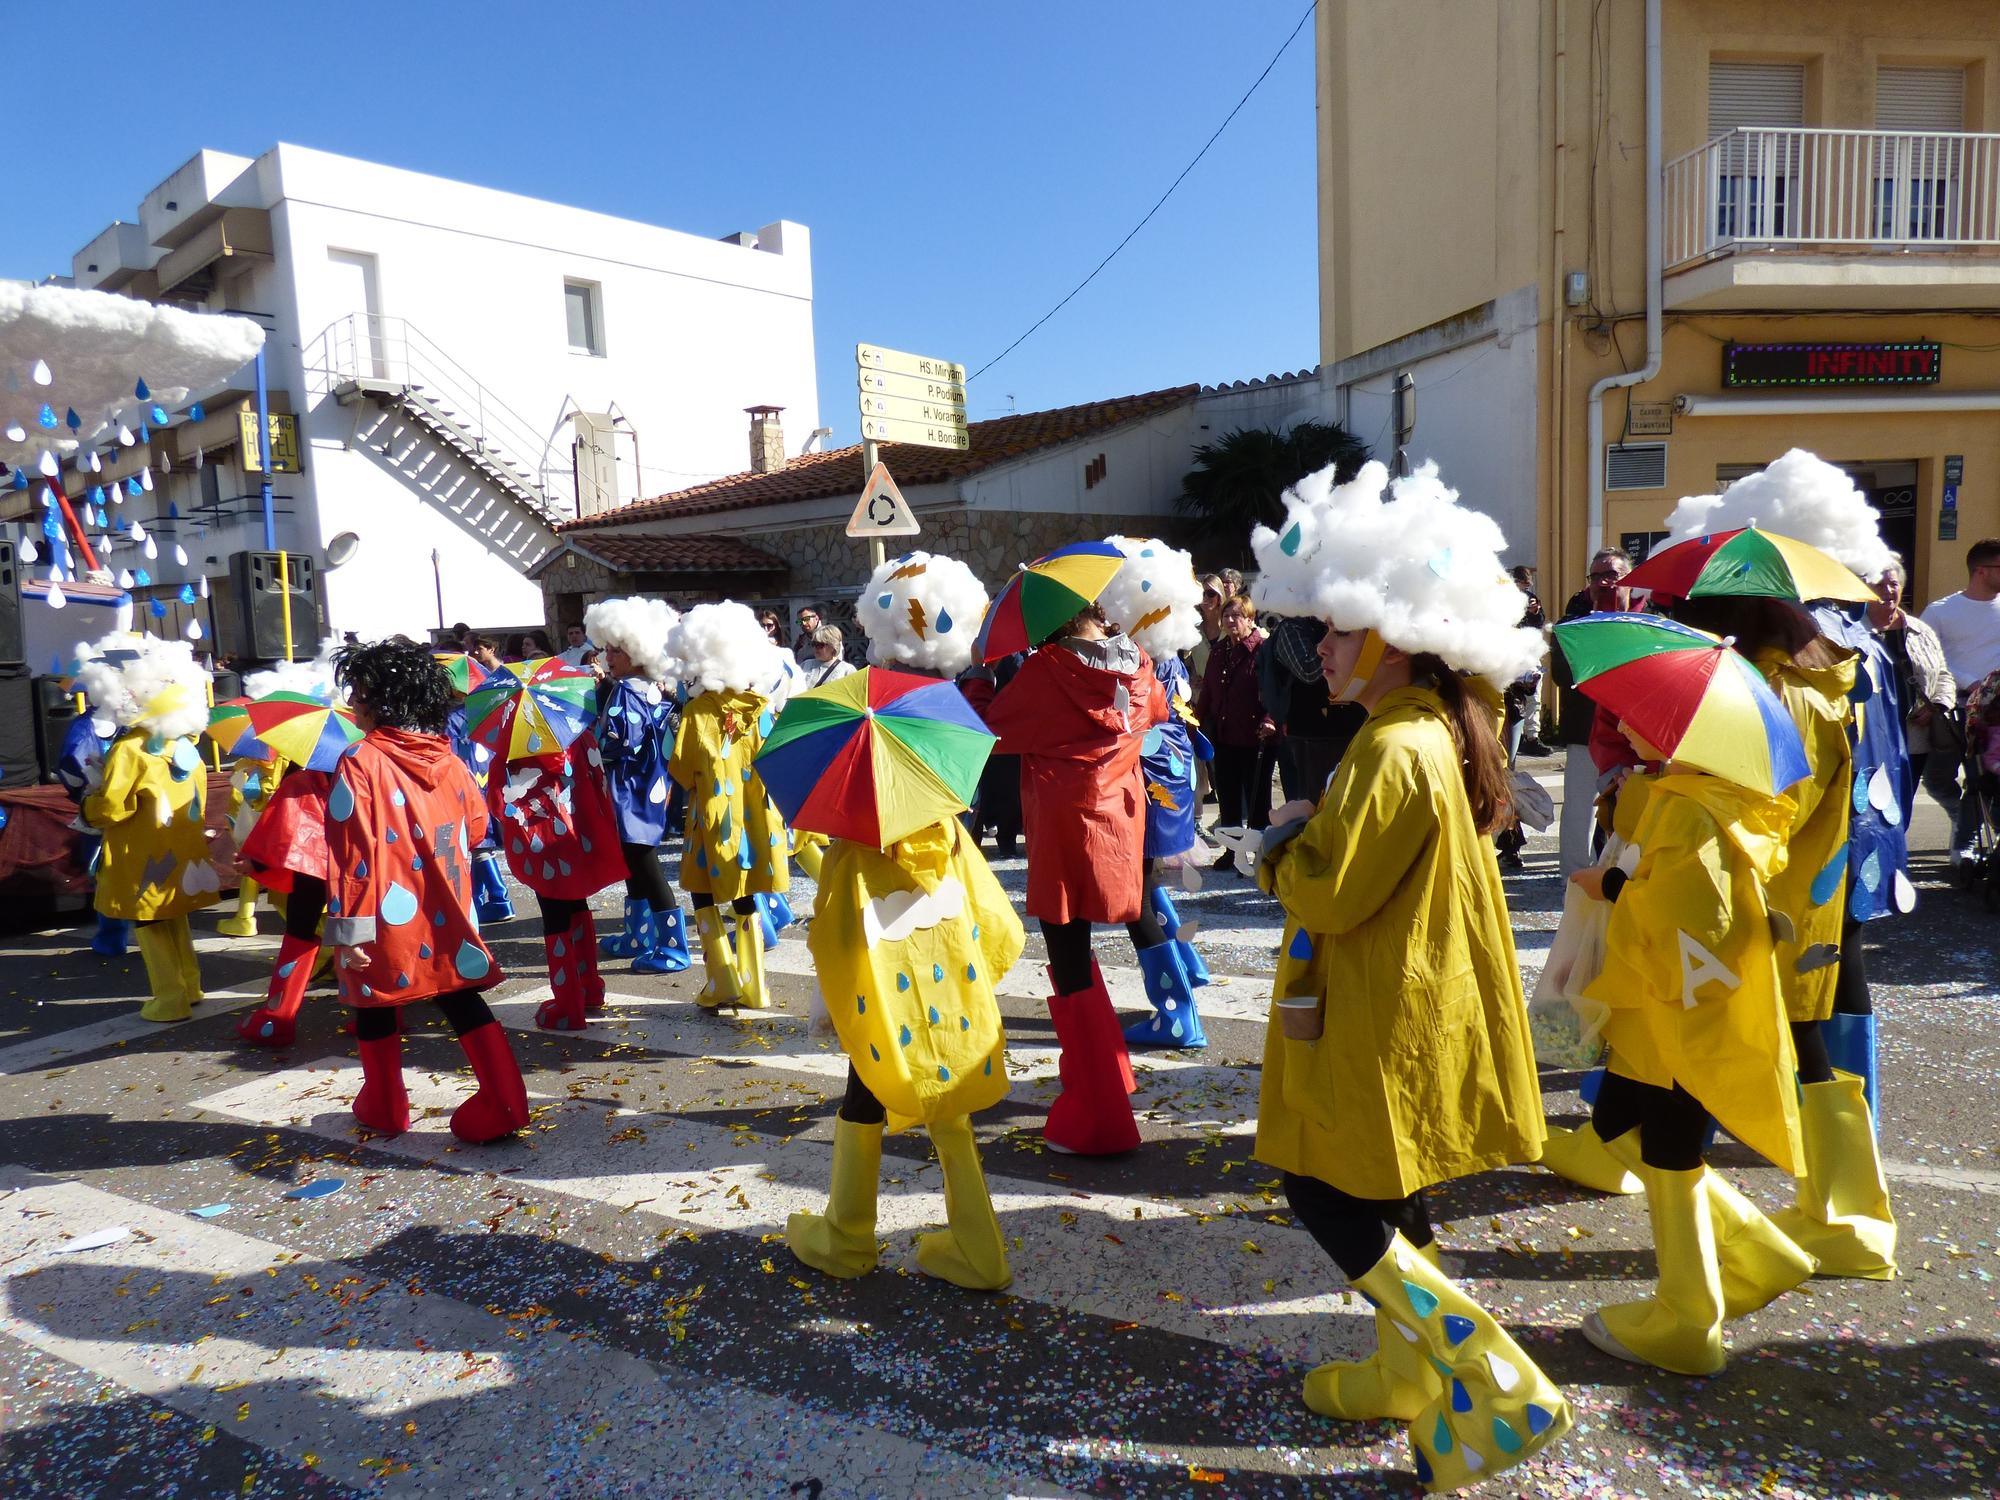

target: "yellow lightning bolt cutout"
[908,598,928,639]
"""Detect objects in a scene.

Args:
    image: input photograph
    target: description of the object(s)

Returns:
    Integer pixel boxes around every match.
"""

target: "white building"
[35,144,817,650]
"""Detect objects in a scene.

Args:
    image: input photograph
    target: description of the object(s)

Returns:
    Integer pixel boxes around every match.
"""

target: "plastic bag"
[1527,877,1611,1070]
[1510,770,1555,831]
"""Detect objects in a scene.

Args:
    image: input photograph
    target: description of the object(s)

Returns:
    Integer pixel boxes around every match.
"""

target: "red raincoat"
[488,731,625,901]
[239,768,333,894]
[986,639,1166,924]
[322,728,501,1006]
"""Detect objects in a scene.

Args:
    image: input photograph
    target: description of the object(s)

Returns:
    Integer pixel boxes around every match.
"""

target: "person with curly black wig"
[321,638,530,1142]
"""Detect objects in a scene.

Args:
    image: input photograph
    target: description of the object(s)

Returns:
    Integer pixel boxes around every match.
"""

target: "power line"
[970,1,1316,382]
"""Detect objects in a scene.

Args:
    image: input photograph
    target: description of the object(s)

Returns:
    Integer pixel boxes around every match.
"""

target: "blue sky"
[10,1,1317,448]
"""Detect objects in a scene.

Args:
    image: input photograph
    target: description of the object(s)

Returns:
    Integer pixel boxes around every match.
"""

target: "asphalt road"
[1,761,1994,1499]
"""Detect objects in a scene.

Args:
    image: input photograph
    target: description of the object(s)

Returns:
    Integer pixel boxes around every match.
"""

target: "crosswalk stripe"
[0,1164,1079,1499]
[188,1059,1378,1364]
[0,990,269,1078]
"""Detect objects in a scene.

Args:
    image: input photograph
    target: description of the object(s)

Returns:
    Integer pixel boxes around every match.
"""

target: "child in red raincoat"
[233,765,333,1047]
[321,640,529,1143]
[984,602,1168,1154]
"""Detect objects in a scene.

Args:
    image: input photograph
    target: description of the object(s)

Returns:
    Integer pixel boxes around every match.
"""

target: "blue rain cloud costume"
[447,702,512,923]
[1141,651,1213,860]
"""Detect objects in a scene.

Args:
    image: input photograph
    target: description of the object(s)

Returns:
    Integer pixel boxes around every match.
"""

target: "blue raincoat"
[1814,605,1915,922]
[595,677,676,846]
[1141,653,1212,860]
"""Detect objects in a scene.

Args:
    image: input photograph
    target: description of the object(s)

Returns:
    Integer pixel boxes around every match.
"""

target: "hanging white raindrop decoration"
[45,579,65,609]
[173,544,188,566]
[30,359,52,386]
[187,617,203,641]
[19,538,37,564]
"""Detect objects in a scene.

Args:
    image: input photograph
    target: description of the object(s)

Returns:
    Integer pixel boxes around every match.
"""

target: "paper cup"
[1277,995,1323,1041]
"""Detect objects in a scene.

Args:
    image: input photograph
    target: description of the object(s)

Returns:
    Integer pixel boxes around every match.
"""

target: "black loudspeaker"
[232,551,322,660]
[0,538,22,668]
[212,668,243,702]
[34,674,78,785]
[0,669,39,788]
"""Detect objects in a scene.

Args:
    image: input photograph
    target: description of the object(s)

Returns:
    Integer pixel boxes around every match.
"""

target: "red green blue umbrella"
[464,656,598,762]
[1552,612,1808,795]
[1624,526,1876,605]
[233,691,363,772]
[752,666,995,848]
[976,541,1126,662]
[433,651,491,694]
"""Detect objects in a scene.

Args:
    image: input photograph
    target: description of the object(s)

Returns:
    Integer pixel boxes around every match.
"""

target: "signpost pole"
[863,437,885,570]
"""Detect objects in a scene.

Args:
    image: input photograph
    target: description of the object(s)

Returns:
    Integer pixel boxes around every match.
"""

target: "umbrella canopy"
[1624,526,1876,605]
[433,651,491,694]
[1552,612,1809,796]
[464,656,598,762]
[205,696,253,753]
[753,666,995,848]
[234,690,362,772]
[975,541,1126,662]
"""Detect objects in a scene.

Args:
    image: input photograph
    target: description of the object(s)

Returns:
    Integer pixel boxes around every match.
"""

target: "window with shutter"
[1708,62,1806,239]
[1605,444,1667,492]
[1874,67,1966,239]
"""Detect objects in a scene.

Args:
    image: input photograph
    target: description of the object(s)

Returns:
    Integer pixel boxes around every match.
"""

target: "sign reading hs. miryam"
[238,408,303,473]
[857,343,969,452]
[1722,341,1941,390]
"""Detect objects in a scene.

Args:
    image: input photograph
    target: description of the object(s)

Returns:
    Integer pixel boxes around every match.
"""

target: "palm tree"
[1174,421,1370,568]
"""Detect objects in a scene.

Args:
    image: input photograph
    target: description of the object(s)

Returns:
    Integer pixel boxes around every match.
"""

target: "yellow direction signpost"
[853,342,969,564]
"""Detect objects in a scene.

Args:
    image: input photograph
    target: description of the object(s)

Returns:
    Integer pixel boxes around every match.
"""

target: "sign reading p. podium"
[856,343,968,451]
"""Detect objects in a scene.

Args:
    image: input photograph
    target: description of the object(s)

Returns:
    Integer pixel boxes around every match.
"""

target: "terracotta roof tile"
[543,532,787,577]
[557,383,1201,533]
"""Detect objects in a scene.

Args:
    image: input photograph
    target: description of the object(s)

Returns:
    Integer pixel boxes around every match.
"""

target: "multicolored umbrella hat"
[464,657,598,763]
[433,651,491,695]
[205,696,253,754]
[233,690,363,772]
[1552,612,1809,795]
[1623,526,1876,605]
[753,666,996,849]
[975,540,1127,662]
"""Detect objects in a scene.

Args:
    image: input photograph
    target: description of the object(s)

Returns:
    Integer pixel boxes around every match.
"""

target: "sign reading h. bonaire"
[1722,341,1941,389]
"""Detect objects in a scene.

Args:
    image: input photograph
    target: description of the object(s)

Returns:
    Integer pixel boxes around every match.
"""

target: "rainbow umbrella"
[206,696,254,753]
[234,691,363,773]
[975,541,1127,662]
[753,666,996,848]
[1552,612,1808,795]
[434,651,490,694]
[1624,526,1876,605]
[464,656,598,762]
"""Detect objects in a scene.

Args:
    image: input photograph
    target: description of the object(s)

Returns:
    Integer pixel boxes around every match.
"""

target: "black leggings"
[840,1064,886,1126]
[1791,915,1873,1085]
[621,842,675,911]
[1041,905,1169,995]
[354,988,494,1041]
[536,894,590,936]
[1283,1171,1434,1281]
[1211,743,1271,830]
[1590,1070,1712,1172]
[287,875,327,942]
[688,892,759,915]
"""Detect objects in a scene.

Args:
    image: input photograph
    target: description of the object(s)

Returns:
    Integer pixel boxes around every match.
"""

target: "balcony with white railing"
[1661,127,2000,309]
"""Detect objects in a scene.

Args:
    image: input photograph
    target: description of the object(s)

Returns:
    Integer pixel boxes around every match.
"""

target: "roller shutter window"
[1709,61,1805,239]
[1875,67,1966,240]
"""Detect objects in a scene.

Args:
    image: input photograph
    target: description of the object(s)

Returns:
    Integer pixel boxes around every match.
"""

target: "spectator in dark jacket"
[1261,614,1366,806]
[1553,548,1641,874]
[1195,593,1273,863]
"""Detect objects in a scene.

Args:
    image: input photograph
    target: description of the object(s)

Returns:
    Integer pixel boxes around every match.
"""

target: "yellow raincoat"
[670,689,793,903]
[1586,773,1804,1175]
[808,817,1025,1132]
[1253,684,1545,1199]
[1755,649,1856,1024]
[85,731,218,921]
[226,751,293,844]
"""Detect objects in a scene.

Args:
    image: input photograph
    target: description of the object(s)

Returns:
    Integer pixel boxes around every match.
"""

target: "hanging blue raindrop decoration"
[124,477,141,497]
[134,378,150,400]
[36,404,56,430]
[188,402,205,421]
[134,568,152,586]
[178,584,196,605]
[149,599,167,618]
[64,408,80,431]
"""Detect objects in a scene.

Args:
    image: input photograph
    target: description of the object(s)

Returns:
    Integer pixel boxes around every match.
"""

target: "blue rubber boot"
[1579,1066,1606,1108]
[1124,940,1208,1049]
[472,853,514,925]
[90,915,132,957]
[1822,1012,1879,1127]
[601,897,653,958]
[634,904,692,974]
[755,891,795,950]
[1149,886,1210,985]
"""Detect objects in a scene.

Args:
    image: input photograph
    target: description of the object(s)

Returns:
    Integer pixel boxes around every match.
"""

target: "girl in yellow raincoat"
[1246,461,1570,1494]
[667,602,793,1010]
[786,551,1027,1292]
[78,636,225,1022]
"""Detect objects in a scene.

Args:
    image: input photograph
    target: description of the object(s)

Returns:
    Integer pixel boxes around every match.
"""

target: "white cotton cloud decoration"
[1250,460,1544,687]
[243,638,343,701]
[1099,535,1203,659]
[112,634,212,740]
[585,595,680,685]
[667,601,788,697]
[860,550,990,678]
[1662,448,1895,582]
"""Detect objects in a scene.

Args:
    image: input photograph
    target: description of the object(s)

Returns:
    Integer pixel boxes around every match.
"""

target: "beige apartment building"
[1316,0,2000,604]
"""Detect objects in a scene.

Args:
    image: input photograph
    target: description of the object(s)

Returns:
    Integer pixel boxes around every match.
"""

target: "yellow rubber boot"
[1583,1164,1725,1376]
[1355,1235,1571,1491]
[792,833,825,881]
[786,1115,883,1278]
[135,923,191,1022]
[1705,1169,1816,1318]
[217,879,261,937]
[1770,1071,1897,1280]
[1305,1241,1442,1422]
[731,908,769,1010]
[1539,1123,1643,1195]
[171,917,206,1006]
[693,906,742,1010]
[916,1114,1011,1292]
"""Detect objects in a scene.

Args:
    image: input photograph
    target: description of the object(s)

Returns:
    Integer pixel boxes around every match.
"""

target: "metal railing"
[304,312,575,517]
[1664,126,2000,267]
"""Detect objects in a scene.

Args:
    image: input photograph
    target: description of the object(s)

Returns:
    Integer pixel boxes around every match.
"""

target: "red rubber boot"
[535,920,592,1031]
[574,909,607,1014]
[352,1033,410,1135]
[1044,960,1141,1155]
[237,933,319,1048]
[451,1021,530,1143]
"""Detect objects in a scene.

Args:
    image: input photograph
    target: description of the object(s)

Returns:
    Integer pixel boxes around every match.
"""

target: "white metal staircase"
[306,314,573,528]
